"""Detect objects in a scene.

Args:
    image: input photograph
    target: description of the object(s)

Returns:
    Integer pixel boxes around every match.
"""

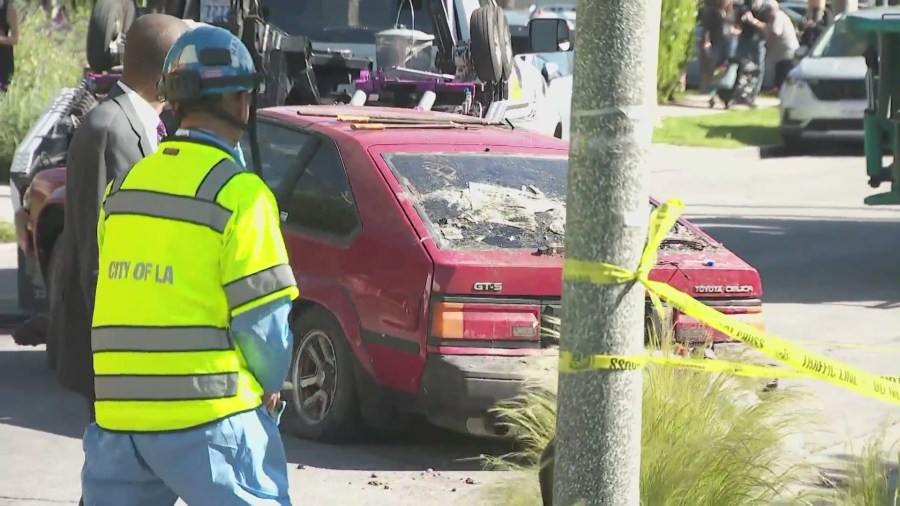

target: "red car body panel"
[15,167,66,269]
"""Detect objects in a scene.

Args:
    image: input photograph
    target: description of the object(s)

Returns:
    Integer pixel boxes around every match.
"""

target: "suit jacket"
[49,84,156,399]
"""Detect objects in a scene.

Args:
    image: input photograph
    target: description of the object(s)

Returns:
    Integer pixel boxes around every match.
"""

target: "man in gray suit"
[49,14,188,421]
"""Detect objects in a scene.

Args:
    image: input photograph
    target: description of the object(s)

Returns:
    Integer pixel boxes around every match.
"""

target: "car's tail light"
[430,301,540,341]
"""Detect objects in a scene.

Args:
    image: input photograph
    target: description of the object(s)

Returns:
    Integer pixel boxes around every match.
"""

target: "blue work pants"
[81,406,291,506]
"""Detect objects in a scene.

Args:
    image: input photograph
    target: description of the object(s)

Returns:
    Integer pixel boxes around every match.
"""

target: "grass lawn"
[653,107,780,148]
[0,221,13,243]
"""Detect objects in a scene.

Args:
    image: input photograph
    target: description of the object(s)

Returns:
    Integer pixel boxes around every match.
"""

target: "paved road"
[650,144,900,479]
[0,331,506,505]
[2,143,900,503]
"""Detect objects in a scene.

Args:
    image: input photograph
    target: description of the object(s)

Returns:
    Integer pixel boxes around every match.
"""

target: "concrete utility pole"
[554,0,660,504]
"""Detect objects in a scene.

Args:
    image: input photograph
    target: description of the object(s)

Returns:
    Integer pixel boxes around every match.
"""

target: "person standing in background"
[743,0,799,91]
[735,0,766,106]
[0,0,19,91]
[82,25,296,505]
[702,0,739,106]
[800,0,833,48]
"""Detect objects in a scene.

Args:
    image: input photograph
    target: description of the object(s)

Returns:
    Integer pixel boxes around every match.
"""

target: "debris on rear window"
[381,152,715,252]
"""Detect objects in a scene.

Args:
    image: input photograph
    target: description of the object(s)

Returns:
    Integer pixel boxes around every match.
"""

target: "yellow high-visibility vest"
[91,138,299,432]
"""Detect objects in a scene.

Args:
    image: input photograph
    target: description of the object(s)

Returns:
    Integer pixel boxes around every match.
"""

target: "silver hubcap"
[291,329,338,425]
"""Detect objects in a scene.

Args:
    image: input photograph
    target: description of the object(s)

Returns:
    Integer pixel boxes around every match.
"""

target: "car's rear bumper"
[780,94,866,141]
[780,119,864,141]
[417,353,557,437]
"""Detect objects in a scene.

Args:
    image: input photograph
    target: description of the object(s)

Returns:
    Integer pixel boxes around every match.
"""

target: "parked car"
[779,12,871,149]
[517,50,573,138]
[529,1,575,27]
[14,104,765,441]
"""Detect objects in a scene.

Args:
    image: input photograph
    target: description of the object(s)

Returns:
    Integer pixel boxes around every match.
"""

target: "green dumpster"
[846,8,900,205]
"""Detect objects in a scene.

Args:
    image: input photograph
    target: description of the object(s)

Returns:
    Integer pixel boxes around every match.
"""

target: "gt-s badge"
[473,282,503,292]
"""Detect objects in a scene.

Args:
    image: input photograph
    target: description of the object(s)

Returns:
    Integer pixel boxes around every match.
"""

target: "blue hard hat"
[160,25,262,102]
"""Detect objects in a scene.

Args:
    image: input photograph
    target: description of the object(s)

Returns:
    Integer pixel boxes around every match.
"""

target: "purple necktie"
[156,120,167,143]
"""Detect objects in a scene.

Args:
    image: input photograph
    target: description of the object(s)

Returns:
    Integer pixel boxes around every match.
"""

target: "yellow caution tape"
[561,198,900,405]
[559,351,803,379]
[509,70,522,101]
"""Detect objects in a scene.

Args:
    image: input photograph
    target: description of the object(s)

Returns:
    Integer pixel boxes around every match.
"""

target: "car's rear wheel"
[539,437,555,506]
[45,241,63,370]
[283,307,361,443]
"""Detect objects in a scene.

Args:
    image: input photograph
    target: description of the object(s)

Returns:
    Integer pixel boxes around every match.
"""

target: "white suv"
[779,13,869,150]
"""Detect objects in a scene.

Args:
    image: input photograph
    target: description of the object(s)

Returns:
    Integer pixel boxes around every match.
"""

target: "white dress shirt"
[117,81,162,151]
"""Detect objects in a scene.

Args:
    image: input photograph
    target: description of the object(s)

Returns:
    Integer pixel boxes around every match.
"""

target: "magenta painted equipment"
[354,68,478,104]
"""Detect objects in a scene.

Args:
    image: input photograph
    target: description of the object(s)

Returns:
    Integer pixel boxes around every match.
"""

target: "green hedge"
[658,0,698,102]
[0,7,88,183]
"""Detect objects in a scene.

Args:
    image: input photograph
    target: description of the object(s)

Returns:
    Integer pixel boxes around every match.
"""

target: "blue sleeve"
[230,295,293,393]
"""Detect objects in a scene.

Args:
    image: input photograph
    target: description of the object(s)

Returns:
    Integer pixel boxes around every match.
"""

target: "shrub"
[482,356,812,505]
[658,0,699,102]
[0,219,13,242]
[0,7,88,182]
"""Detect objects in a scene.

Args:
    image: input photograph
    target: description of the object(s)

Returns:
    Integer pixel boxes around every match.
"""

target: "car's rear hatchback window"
[382,152,569,251]
[382,151,716,253]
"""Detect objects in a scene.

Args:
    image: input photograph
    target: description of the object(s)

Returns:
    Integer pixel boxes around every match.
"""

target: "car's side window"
[239,121,312,191]
[284,139,360,239]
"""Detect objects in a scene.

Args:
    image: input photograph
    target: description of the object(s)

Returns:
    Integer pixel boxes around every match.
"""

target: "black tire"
[86,0,137,73]
[539,437,555,506]
[494,7,514,81]
[470,6,505,84]
[45,242,63,370]
[283,307,361,443]
[781,131,807,153]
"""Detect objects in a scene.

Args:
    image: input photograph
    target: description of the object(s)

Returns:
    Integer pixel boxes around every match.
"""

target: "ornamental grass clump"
[836,434,900,506]
[481,346,812,505]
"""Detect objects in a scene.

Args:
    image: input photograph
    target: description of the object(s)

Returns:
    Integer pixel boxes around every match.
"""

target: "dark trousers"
[774,59,796,90]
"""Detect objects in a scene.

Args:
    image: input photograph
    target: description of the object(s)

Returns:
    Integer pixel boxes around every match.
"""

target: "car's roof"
[260,105,570,151]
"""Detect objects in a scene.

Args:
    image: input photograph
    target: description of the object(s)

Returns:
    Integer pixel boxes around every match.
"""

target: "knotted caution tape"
[560,199,900,405]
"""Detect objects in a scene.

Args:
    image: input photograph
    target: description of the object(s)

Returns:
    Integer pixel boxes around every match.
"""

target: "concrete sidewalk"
[1,184,13,225]
[657,94,780,120]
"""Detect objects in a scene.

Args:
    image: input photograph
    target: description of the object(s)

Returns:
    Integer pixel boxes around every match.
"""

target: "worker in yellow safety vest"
[81,25,298,506]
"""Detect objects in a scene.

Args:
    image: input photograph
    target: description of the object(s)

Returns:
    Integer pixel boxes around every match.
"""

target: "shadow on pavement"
[759,143,864,159]
[0,267,18,313]
[691,216,900,307]
[812,453,899,500]
[0,342,505,472]
[699,125,782,148]
[0,346,87,439]
[283,419,508,472]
